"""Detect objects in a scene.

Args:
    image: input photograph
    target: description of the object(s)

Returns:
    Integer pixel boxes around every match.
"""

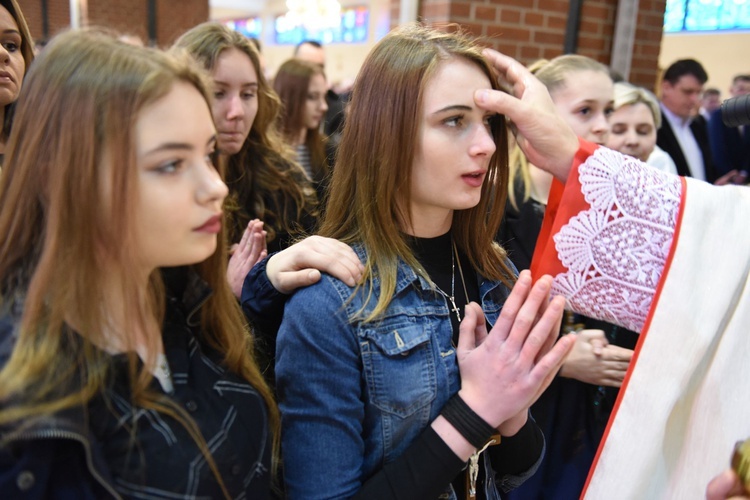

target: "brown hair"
[0,0,34,141]
[174,22,316,246]
[273,58,329,183]
[0,29,278,494]
[318,24,514,321]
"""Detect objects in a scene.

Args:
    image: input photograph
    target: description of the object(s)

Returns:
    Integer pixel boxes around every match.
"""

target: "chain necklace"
[433,239,470,322]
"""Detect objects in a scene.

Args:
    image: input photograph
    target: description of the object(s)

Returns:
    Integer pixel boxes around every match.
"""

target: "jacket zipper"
[11,429,122,499]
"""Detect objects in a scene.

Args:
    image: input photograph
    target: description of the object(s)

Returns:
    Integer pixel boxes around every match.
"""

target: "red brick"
[533,30,565,45]
[500,8,522,24]
[422,3,451,19]
[547,14,567,30]
[450,3,472,18]
[520,45,541,60]
[486,25,531,41]
[523,12,544,26]
[474,5,498,21]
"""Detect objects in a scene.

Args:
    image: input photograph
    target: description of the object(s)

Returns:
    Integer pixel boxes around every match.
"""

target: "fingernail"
[476,89,489,103]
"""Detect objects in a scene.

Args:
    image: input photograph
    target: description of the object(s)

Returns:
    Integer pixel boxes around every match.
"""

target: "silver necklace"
[433,239,470,323]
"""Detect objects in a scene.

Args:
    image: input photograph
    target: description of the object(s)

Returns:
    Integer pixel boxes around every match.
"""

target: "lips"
[461,170,486,188]
[0,70,13,83]
[194,214,222,233]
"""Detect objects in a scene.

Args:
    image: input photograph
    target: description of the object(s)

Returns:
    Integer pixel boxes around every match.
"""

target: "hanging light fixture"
[285,0,342,32]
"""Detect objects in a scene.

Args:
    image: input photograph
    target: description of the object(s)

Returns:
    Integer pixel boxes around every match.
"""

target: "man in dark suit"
[708,74,750,178]
[657,59,718,183]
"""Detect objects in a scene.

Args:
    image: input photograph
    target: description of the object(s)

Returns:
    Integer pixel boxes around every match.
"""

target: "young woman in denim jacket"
[276,25,576,499]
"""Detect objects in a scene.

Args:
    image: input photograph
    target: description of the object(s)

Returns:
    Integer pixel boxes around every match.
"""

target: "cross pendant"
[448,296,461,322]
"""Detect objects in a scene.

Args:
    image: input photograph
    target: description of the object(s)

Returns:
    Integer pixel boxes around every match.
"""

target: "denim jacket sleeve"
[276,277,367,499]
[240,255,287,339]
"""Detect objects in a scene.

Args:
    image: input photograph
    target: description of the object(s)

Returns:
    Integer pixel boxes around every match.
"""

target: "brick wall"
[391,0,667,89]
[17,0,209,47]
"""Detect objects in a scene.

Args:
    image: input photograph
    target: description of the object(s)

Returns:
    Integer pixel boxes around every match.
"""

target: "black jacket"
[657,112,718,182]
[0,269,272,499]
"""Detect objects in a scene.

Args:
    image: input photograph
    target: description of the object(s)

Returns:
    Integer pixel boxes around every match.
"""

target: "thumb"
[275,269,322,294]
[456,302,483,354]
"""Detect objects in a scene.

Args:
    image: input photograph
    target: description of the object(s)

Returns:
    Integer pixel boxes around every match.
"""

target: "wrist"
[441,393,496,450]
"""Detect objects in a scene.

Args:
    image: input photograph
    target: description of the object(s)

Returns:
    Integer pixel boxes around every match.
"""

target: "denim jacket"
[277,246,538,499]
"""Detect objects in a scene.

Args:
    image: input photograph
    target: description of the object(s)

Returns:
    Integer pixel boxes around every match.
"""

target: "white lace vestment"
[536,144,750,499]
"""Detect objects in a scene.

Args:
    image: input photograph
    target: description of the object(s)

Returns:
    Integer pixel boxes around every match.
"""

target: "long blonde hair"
[0,29,278,493]
[319,24,514,321]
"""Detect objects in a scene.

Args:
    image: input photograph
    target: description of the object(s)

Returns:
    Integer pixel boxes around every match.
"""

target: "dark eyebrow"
[214,80,258,88]
[143,135,216,156]
[431,104,472,115]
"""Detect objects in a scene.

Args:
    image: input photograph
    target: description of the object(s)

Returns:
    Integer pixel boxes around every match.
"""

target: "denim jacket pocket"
[360,320,437,418]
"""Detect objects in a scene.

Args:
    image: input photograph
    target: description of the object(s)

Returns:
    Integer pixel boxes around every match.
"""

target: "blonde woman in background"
[606,81,678,175]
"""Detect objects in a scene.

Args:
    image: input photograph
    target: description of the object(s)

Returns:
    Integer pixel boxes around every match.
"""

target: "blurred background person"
[607,81,677,174]
[708,74,750,180]
[273,58,331,198]
[657,58,718,182]
[0,0,33,164]
[174,23,318,257]
[700,87,722,121]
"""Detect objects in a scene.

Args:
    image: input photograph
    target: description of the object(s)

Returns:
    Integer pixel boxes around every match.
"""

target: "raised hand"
[227,219,267,298]
[455,271,576,429]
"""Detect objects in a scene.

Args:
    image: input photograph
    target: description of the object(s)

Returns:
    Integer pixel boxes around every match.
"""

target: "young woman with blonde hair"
[606,81,678,174]
[0,30,277,498]
[276,25,575,499]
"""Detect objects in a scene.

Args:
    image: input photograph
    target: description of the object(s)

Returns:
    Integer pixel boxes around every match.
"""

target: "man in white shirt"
[657,59,718,182]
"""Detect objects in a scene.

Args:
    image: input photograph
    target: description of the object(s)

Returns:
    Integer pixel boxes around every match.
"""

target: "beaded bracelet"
[441,394,496,449]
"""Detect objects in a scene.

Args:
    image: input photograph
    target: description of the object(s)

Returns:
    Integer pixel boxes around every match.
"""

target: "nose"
[226,95,245,120]
[623,128,639,146]
[320,95,328,113]
[590,112,610,141]
[469,122,496,157]
[0,45,10,64]
[196,161,229,206]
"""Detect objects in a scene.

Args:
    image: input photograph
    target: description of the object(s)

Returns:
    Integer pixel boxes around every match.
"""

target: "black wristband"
[440,394,496,449]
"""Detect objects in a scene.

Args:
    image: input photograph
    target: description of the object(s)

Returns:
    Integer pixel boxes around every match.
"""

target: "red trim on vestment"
[530,138,599,281]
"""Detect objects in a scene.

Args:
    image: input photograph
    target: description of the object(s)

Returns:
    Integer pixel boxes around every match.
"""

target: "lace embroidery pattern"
[551,148,682,332]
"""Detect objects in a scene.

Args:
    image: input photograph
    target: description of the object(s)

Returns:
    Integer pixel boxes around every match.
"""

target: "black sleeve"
[487,416,544,475]
[352,426,465,500]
